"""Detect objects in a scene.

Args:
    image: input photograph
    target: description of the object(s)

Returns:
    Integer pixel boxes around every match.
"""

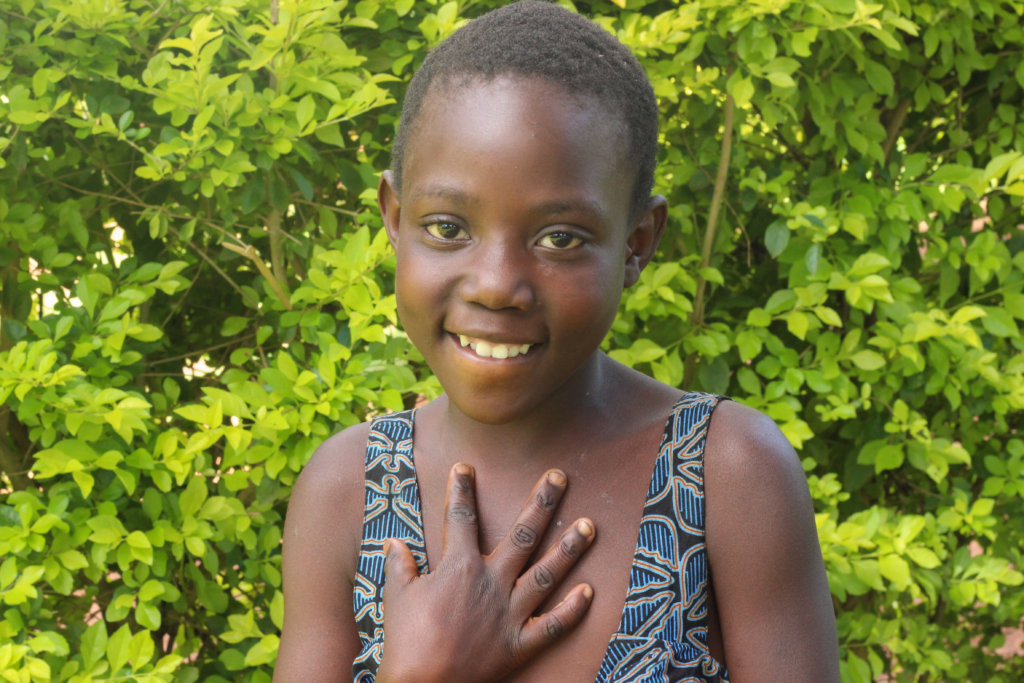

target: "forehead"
[401,76,633,212]
[407,75,630,177]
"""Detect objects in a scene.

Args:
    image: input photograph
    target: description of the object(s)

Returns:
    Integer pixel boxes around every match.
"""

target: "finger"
[517,583,594,661]
[490,469,567,578]
[511,517,595,616]
[383,538,419,588]
[440,462,480,556]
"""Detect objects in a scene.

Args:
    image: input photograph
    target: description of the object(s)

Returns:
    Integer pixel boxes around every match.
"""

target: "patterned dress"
[352,392,730,682]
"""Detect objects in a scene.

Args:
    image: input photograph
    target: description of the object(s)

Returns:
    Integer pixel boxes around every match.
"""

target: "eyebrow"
[408,184,604,219]
[408,184,479,206]
[529,198,604,219]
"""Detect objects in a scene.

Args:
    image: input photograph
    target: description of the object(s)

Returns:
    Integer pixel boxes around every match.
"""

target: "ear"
[623,195,668,288]
[378,170,401,248]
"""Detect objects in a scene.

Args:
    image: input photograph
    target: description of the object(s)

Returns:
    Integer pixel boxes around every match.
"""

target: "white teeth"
[456,334,533,359]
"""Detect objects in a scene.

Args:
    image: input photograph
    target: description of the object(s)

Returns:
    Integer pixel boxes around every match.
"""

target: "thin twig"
[222,241,292,309]
[684,92,735,387]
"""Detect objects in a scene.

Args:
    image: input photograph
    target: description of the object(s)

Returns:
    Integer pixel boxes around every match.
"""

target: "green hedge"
[1,0,1022,681]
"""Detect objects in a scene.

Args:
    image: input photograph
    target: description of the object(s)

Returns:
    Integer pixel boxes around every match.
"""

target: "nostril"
[460,270,534,311]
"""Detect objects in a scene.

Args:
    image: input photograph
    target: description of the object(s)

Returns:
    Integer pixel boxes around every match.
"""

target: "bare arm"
[274,424,371,682]
[705,400,839,681]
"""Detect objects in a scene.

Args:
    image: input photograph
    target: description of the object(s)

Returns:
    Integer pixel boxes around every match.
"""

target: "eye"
[538,231,583,250]
[424,221,468,241]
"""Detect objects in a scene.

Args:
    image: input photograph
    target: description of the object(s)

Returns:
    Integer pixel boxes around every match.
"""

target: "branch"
[0,409,32,491]
[684,92,735,388]
[882,99,911,165]
[222,241,292,310]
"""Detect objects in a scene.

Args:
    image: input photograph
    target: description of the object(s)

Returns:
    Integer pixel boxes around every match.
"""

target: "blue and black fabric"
[352,392,729,682]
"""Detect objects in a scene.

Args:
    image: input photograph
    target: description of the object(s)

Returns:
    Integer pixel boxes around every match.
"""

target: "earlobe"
[378,170,401,248]
[623,195,668,288]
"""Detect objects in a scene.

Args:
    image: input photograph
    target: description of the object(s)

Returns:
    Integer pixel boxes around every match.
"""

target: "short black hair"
[391,0,659,216]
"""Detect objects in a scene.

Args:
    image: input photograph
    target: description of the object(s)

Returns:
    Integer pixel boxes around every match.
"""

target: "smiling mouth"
[456,334,534,359]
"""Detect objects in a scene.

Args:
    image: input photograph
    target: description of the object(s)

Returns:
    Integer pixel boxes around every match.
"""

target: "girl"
[276,3,839,681]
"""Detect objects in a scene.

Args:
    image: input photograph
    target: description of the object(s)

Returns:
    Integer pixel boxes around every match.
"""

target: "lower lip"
[448,333,540,362]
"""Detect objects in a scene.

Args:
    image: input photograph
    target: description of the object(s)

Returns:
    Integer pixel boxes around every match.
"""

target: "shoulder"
[276,419,375,680]
[704,398,804,495]
[289,419,373,525]
[702,399,840,681]
[285,419,376,572]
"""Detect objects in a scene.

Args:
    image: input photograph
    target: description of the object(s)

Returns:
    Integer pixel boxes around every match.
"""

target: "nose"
[458,237,535,311]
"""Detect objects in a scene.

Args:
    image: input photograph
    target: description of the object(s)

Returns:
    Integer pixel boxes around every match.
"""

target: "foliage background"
[1,0,1022,680]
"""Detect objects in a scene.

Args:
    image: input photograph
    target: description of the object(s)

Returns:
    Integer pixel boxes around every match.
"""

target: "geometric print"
[351,393,729,682]
[595,392,729,681]
[352,410,425,681]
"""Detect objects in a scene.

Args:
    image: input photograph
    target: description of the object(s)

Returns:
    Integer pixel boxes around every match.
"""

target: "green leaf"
[907,547,941,569]
[787,311,809,340]
[107,624,132,673]
[220,316,249,337]
[804,244,820,275]
[135,602,162,630]
[75,272,112,317]
[80,621,108,668]
[746,308,772,327]
[764,289,797,315]
[58,549,88,570]
[765,220,789,257]
[296,95,316,130]
[813,306,842,327]
[736,330,762,361]
[981,306,1018,337]
[863,60,894,95]
[765,71,796,88]
[179,475,208,518]
[850,350,885,370]
[879,554,911,588]
[729,75,754,107]
[129,629,156,668]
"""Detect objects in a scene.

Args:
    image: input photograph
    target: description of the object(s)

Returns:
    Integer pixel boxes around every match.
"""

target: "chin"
[444,390,536,426]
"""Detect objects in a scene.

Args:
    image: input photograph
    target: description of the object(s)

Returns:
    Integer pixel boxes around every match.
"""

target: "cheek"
[550,259,624,339]
[392,246,457,344]
[393,251,432,331]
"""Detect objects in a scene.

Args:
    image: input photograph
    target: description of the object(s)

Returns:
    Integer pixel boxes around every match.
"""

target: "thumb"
[383,538,419,587]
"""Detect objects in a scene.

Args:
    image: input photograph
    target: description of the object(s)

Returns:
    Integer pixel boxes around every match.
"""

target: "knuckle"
[472,572,495,601]
[532,564,555,591]
[542,614,565,640]
[453,476,474,497]
[446,503,477,525]
[505,628,525,664]
[511,523,537,550]
[558,536,580,559]
[535,488,556,510]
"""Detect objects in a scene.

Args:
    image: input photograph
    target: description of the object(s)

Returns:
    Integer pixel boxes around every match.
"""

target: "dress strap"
[352,410,426,680]
[597,392,730,681]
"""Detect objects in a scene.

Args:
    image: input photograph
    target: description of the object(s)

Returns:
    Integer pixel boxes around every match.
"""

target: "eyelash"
[420,221,586,251]
[423,221,468,241]
[538,231,583,250]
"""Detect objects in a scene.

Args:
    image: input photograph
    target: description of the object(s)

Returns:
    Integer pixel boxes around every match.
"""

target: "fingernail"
[454,462,472,476]
[547,470,566,487]
[577,519,594,538]
[582,584,594,600]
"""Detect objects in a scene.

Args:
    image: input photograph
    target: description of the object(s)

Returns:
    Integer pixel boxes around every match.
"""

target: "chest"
[414,431,665,679]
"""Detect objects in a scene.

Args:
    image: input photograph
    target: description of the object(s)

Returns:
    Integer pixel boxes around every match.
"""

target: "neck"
[431,352,621,472]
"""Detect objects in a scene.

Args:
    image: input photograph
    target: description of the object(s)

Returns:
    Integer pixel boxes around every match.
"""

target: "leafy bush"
[1,1,1021,681]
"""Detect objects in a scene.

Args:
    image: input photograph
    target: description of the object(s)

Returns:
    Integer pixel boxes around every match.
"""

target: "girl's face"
[379,76,663,425]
